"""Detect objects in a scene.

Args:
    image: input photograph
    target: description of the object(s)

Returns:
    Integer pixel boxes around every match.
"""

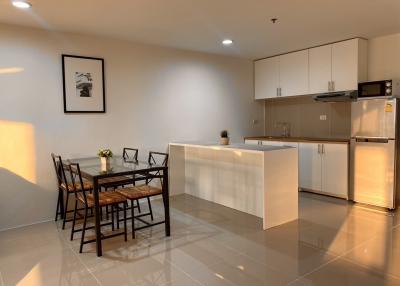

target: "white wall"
[0,24,263,230]
[368,33,400,81]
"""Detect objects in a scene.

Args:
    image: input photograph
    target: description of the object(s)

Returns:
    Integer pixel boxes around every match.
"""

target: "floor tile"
[0,246,98,286]
[290,258,400,286]
[344,225,400,279]
[1,193,399,286]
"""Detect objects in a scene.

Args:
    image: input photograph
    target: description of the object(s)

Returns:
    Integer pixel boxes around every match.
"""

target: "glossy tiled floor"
[1,192,400,286]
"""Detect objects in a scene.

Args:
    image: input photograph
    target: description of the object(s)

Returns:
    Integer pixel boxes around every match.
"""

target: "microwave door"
[351,99,397,139]
[350,138,396,209]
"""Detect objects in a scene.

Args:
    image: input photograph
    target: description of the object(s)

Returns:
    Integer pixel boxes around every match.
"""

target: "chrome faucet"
[276,122,290,137]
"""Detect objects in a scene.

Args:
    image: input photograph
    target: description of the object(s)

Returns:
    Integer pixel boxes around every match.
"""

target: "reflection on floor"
[0,192,400,286]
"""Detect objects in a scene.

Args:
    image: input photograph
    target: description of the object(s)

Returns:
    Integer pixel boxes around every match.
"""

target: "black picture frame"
[62,54,106,113]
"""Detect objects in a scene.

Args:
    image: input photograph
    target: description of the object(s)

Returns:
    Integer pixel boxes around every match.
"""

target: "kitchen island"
[169,142,298,229]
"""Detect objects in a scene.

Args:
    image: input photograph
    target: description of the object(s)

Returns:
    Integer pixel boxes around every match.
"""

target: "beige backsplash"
[264,95,351,138]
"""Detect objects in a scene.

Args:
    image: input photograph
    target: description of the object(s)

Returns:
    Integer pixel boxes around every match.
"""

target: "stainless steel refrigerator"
[350,98,399,209]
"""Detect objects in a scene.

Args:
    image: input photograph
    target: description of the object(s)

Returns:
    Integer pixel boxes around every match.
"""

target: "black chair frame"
[68,162,128,253]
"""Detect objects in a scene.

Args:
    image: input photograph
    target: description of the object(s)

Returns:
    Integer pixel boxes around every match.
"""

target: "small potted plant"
[98,148,113,171]
[220,130,229,145]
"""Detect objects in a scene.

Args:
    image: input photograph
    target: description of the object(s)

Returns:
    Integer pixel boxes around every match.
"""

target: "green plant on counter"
[220,130,228,138]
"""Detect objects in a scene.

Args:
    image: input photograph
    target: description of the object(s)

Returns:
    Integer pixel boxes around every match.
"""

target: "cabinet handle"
[331,81,335,92]
[318,144,321,154]
[276,88,279,97]
[322,144,325,154]
[328,81,332,92]
[279,88,282,97]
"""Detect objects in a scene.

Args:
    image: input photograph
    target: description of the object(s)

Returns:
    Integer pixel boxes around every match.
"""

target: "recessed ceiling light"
[222,39,233,46]
[12,1,32,9]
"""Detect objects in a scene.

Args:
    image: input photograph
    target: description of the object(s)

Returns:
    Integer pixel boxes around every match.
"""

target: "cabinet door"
[322,143,348,198]
[309,45,332,94]
[254,57,279,99]
[299,143,322,191]
[332,39,359,92]
[279,50,309,97]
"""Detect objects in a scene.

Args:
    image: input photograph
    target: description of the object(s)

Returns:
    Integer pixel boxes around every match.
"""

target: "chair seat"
[99,176,133,186]
[61,181,93,192]
[78,191,126,207]
[116,185,162,200]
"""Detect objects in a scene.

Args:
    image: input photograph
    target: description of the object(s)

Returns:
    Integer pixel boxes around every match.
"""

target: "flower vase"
[100,157,110,171]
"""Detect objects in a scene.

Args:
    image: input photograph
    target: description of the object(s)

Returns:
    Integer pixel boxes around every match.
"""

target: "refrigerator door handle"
[354,137,390,143]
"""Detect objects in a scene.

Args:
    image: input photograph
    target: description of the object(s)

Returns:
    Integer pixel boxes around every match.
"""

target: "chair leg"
[147,197,154,221]
[131,200,135,239]
[111,205,115,231]
[116,205,120,229]
[55,189,61,221]
[70,200,78,241]
[123,202,127,242]
[62,191,70,229]
[89,201,93,216]
[105,187,110,220]
[136,199,141,213]
[79,207,88,253]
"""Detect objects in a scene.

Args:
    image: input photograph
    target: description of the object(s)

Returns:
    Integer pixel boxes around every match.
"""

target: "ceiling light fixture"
[12,1,32,9]
[222,39,233,46]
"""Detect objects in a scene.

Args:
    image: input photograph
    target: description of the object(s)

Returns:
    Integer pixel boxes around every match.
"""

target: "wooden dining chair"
[135,151,169,221]
[52,153,65,222]
[123,147,138,162]
[51,153,93,229]
[116,169,167,239]
[100,147,141,222]
[67,162,128,253]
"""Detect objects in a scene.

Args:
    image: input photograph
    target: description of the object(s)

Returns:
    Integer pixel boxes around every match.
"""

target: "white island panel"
[169,142,298,229]
[185,146,264,217]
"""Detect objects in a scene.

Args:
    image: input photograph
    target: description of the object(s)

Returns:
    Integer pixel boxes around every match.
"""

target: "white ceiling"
[1,0,400,59]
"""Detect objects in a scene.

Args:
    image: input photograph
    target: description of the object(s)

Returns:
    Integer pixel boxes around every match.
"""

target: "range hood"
[313,90,358,102]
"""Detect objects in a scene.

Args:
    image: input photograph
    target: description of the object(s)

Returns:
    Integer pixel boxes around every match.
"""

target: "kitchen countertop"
[244,136,350,144]
[169,141,294,152]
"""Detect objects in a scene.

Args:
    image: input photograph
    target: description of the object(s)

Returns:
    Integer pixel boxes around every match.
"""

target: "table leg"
[93,178,102,257]
[162,168,170,236]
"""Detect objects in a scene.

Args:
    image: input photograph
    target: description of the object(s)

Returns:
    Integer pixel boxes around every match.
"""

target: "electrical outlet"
[319,115,327,121]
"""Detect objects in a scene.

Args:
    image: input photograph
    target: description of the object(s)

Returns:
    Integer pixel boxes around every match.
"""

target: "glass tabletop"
[67,156,166,179]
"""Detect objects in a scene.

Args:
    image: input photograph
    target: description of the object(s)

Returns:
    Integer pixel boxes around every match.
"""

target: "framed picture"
[62,54,105,113]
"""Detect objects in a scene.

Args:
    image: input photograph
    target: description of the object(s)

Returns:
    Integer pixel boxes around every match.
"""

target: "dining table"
[66,156,170,257]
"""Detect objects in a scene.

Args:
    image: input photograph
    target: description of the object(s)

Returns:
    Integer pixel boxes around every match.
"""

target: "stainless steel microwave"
[358,80,399,99]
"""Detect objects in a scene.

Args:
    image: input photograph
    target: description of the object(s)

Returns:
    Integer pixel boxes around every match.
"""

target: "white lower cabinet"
[299,142,348,198]
[299,143,322,191]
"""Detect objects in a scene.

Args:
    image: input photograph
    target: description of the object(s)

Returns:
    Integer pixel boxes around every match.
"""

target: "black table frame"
[68,160,170,257]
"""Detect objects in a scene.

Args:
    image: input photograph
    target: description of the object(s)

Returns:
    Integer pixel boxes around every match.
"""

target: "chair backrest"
[148,151,168,166]
[67,162,88,203]
[51,153,69,191]
[123,148,138,162]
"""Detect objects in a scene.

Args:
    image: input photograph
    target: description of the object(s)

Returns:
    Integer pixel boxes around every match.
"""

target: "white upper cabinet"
[254,57,279,99]
[279,50,309,97]
[332,39,367,92]
[255,38,367,99]
[309,45,332,94]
